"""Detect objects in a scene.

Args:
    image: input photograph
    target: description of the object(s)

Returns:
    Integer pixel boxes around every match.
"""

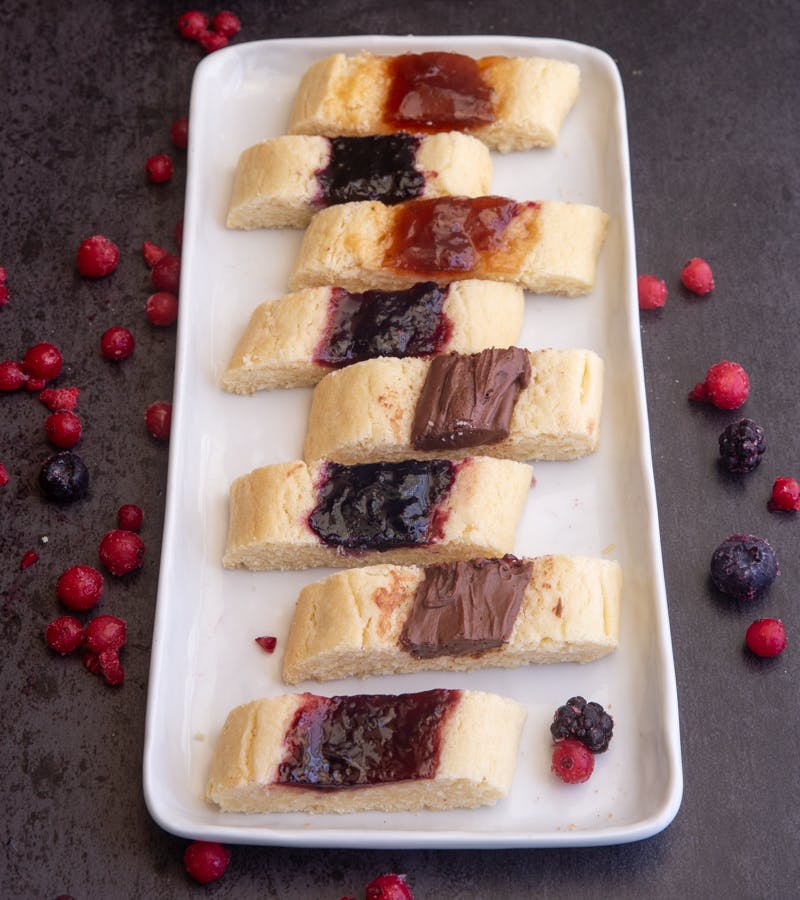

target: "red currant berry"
[118,504,144,531]
[177,10,209,39]
[23,342,63,381]
[20,550,39,570]
[84,614,127,654]
[366,873,414,900]
[77,234,120,278]
[145,291,179,326]
[170,117,189,149]
[146,153,173,184]
[98,529,146,576]
[0,359,26,391]
[689,360,749,410]
[183,841,231,884]
[0,463,8,487]
[151,254,181,295]
[681,257,715,295]
[39,386,80,412]
[212,10,241,37]
[198,30,229,53]
[57,564,104,611]
[101,326,135,361]
[637,274,667,309]
[45,616,84,655]
[145,401,172,441]
[745,618,787,658]
[551,738,595,784]
[142,240,167,268]
[46,410,83,449]
[255,635,277,653]
[769,477,800,512]
[99,649,125,686]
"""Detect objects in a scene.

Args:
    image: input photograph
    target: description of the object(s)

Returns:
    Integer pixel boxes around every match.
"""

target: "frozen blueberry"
[710,534,779,601]
[39,451,90,502]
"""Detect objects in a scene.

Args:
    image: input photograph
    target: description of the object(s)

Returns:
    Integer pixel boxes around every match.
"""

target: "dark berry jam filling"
[276,689,460,787]
[307,459,456,551]
[313,282,452,367]
[386,196,522,274]
[315,134,425,207]
[385,52,495,130]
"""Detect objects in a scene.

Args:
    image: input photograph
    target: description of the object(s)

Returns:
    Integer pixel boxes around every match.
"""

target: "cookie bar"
[282,555,622,683]
[226,132,492,229]
[206,688,526,813]
[221,280,525,393]
[222,456,532,571]
[287,51,580,152]
[302,348,604,464]
[287,196,609,295]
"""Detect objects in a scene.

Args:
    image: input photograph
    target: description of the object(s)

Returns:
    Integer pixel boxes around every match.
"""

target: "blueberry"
[710,534,779,601]
[39,451,90,502]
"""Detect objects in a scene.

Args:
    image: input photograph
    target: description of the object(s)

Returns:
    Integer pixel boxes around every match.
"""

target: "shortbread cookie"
[206,688,526,813]
[288,51,580,152]
[303,348,604,464]
[222,456,532,571]
[282,555,622,683]
[288,196,609,295]
[222,280,525,393]
[227,132,492,229]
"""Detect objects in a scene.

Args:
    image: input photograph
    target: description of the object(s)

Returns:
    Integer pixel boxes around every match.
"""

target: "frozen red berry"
[145,401,172,441]
[0,285,9,306]
[84,614,127,654]
[143,240,168,268]
[177,10,209,39]
[255,635,277,653]
[77,235,120,278]
[0,463,8,487]
[689,360,749,410]
[45,616,84,655]
[745,618,787,658]
[146,153,173,184]
[46,410,82,449]
[20,550,39,570]
[0,360,26,391]
[145,291,179,326]
[198,30,229,53]
[170,117,189,150]
[98,648,125,686]
[23,342,62,381]
[637,274,667,310]
[183,841,230,885]
[39,386,80,412]
[366,873,414,900]
[681,257,715,295]
[211,10,241,37]
[56,564,104,611]
[117,504,144,531]
[551,738,595,784]
[82,650,102,675]
[101,326,135,361]
[98,530,146,576]
[151,254,181,295]
[25,377,46,392]
[769,477,800,512]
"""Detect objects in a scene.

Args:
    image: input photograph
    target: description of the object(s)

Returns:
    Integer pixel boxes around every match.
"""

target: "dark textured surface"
[1,2,799,898]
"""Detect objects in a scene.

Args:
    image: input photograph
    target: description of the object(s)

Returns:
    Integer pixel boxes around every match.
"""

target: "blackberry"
[718,418,766,473]
[550,696,614,753]
[39,451,89,502]
[710,533,779,601]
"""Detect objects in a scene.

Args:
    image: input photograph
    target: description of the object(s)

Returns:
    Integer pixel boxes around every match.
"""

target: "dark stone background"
[1,2,798,897]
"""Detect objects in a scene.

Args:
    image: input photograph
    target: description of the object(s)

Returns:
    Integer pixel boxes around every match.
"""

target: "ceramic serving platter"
[143,34,683,848]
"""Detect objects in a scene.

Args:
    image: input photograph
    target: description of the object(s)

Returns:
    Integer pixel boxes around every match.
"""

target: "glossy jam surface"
[385,52,495,130]
[277,689,460,787]
[308,460,456,550]
[387,196,522,274]
[315,134,425,206]
[313,282,452,367]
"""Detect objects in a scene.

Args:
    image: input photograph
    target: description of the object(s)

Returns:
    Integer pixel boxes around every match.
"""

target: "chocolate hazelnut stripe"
[411,347,532,450]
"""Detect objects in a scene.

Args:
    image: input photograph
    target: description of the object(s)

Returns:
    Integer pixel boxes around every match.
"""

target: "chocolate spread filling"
[399,555,533,658]
[410,347,531,450]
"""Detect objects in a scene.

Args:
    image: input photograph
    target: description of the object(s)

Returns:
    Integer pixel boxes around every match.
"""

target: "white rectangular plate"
[143,34,682,848]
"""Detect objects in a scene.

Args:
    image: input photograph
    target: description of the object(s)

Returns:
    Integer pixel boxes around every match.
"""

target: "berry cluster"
[637,254,715,310]
[549,696,614,784]
[177,9,241,54]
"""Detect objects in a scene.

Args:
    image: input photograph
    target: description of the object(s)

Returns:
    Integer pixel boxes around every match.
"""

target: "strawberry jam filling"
[307,459,456,550]
[312,282,452,367]
[276,689,460,787]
